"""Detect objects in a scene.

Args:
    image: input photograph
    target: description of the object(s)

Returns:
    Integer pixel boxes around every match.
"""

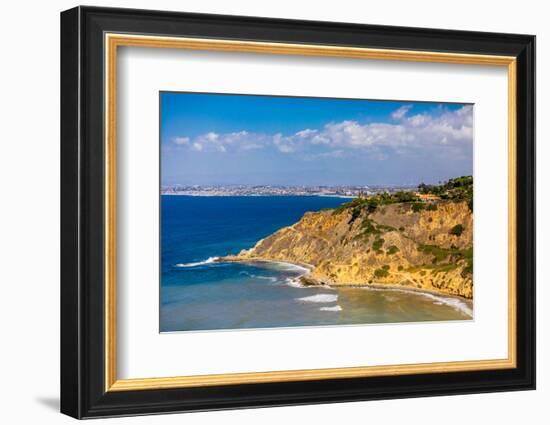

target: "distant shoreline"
[161,193,356,198]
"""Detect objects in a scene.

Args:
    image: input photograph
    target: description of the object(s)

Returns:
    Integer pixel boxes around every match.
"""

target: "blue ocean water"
[160,195,472,332]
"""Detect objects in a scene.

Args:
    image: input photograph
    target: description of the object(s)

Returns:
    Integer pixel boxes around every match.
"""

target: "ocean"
[160,195,472,332]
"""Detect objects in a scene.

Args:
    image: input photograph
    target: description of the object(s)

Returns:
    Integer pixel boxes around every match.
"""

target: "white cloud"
[171,105,472,158]
[205,132,219,142]
[176,130,264,153]
[408,114,428,127]
[293,105,473,150]
[273,133,295,153]
[295,128,318,138]
[173,136,190,145]
[240,143,263,151]
[391,104,413,120]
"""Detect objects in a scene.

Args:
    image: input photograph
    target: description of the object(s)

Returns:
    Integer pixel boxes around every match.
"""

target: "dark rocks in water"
[299,275,327,287]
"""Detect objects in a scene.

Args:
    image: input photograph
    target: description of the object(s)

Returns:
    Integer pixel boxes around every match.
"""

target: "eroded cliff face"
[223,201,473,299]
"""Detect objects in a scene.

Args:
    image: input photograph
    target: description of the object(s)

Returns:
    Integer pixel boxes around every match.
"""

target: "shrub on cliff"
[449,224,465,237]
[386,245,399,255]
[348,207,362,224]
[366,198,379,213]
[411,203,424,212]
[393,191,417,203]
[374,268,389,278]
[372,238,385,251]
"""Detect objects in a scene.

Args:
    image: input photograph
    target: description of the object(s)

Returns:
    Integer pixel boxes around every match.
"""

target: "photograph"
[160,92,474,332]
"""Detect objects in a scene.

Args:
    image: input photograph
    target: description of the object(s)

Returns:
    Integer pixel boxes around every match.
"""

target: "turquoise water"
[160,196,472,332]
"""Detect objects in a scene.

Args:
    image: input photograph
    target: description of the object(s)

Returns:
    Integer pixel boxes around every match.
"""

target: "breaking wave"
[297,294,338,303]
[417,292,473,316]
[239,271,278,282]
[175,257,219,268]
[285,277,305,288]
[363,286,473,317]
[319,305,342,312]
[266,261,311,274]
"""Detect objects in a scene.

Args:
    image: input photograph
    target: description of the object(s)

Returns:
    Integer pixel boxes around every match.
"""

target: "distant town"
[160,184,418,198]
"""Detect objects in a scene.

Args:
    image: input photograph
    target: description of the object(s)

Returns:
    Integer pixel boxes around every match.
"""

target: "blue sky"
[161,92,473,186]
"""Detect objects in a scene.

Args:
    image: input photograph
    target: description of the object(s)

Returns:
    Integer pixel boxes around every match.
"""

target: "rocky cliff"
[222,200,473,299]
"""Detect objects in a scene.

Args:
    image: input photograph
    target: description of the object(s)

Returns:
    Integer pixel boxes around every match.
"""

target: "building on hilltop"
[414,192,440,202]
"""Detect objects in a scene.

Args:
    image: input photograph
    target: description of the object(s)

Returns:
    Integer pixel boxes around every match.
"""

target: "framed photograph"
[60,6,535,419]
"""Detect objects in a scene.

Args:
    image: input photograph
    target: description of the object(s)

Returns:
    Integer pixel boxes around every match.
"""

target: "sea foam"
[268,261,311,274]
[319,305,342,312]
[417,292,473,317]
[285,277,305,288]
[297,294,338,303]
[363,286,473,317]
[248,273,278,282]
[175,257,219,268]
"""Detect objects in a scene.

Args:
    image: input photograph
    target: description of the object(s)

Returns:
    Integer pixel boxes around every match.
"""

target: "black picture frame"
[61,5,535,419]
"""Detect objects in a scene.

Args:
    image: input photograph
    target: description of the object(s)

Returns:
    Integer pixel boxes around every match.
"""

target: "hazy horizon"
[161,92,473,187]
[161,182,421,188]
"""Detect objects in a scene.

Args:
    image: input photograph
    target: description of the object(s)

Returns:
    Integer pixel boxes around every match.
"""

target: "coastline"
[217,256,473,307]
[219,257,315,272]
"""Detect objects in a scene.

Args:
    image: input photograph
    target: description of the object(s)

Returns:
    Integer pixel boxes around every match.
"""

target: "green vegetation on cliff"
[332,176,473,216]
[419,176,473,210]
[450,224,465,236]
